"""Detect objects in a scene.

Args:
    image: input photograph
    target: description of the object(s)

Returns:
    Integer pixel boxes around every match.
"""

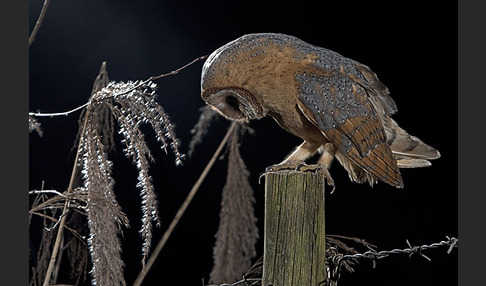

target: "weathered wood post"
[262,169,326,286]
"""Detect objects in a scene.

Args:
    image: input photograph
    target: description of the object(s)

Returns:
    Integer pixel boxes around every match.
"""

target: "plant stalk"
[133,122,237,286]
[42,104,91,286]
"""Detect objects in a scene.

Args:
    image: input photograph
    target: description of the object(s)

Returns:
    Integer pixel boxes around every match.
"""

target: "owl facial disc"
[202,87,264,123]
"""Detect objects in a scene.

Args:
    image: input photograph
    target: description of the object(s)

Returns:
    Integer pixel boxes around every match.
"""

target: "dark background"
[29,0,457,285]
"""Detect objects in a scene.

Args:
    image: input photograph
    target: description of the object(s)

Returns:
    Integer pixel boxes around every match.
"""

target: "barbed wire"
[206,236,458,286]
[334,236,458,265]
[328,236,458,284]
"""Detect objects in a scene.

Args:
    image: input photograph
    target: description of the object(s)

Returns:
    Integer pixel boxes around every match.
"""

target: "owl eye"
[225,95,241,111]
[206,90,246,121]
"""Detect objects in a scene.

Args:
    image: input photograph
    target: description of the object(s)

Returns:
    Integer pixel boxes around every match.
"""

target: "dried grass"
[30,62,185,286]
[77,63,184,282]
[66,213,89,286]
[29,115,43,137]
[209,124,259,284]
[29,9,207,283]
[30,214,56,286]
[188,106,219,157]
[80,127,127,286]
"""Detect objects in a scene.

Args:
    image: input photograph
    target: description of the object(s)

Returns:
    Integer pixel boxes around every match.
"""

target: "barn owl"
[200,33,440,188]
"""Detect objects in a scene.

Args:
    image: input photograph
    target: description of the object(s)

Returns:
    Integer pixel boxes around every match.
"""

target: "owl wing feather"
[295,70,404,188]
[352,63,398,115]
[352,64,441,165]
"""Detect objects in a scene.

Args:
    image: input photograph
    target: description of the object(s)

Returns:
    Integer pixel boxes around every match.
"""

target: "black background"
[29,0,457,285]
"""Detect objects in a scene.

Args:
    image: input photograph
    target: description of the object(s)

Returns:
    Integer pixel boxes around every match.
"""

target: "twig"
[29,0,50,46]
[41,98,93,286]
[326,237,359,254]
[29,103,89,117]
[52,235,64,284]
[29,190,65,197]
[29,55,207,118]
[42,199,69,286]
[44,212,68,232]
[150,55,208,80]
[29,188,88,214]
[30,195,64,213]
[29,185,46,227]
[29,196,86,214]
[133,122,237,286]
[205,278,262,286]
[327,234,377,250]
[30,211,86,243]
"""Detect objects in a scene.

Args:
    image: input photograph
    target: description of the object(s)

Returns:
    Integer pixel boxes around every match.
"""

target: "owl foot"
[320,167,336,194]
[259,162,309,183]
[259,163,336,193]
[264,161,320,173]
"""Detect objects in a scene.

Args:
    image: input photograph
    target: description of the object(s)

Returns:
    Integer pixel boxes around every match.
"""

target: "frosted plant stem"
[42,104,92,286]
[133,122,237,286]
[29,0,50,46]
[29,55,207,118]
[29,103,89,117]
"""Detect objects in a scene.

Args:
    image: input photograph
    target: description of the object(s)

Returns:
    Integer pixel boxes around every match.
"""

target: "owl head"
[200,34,281,122]
[201,87,265,123]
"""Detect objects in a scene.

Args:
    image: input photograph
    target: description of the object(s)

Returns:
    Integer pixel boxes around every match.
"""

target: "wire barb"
[338,236,458,262]
[328,236,458,284]
[207,236,458,286]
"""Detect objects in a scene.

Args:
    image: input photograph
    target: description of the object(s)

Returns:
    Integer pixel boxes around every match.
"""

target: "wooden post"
[262,169,326,286]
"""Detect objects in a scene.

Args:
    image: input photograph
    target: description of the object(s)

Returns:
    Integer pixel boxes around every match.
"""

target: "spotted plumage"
[201,33,440,188]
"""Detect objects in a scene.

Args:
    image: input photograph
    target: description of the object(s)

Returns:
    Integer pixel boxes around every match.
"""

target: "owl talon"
[297,163,322,172]
[259,162,303,183]
[264,162,319,173]
[320,168,336,194]
[260,163,336,192]
[259,162,324,183]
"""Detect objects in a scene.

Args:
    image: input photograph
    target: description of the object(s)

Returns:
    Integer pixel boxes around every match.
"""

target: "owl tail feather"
[334,152,378,187]
[384,118,441,168]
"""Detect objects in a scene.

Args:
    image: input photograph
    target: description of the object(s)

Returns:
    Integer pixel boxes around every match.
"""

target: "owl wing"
[295,70,403,188]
